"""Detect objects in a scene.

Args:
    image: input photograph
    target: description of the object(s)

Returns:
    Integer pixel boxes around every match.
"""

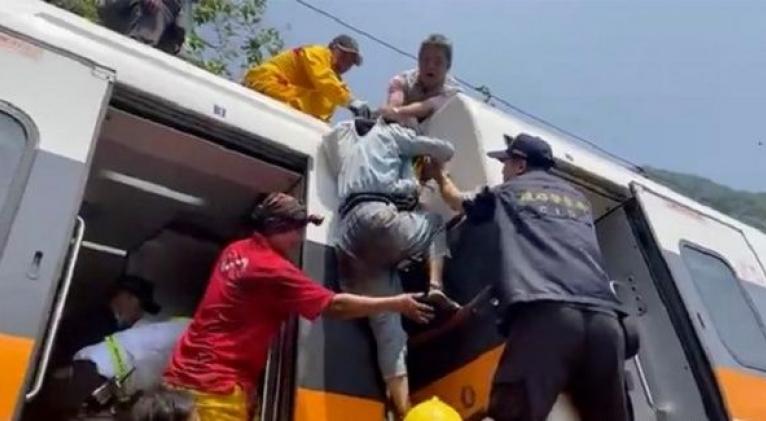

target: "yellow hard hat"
[404,397,462,421]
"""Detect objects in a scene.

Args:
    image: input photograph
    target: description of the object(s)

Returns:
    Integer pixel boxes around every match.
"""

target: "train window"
[0,111,27,207]
[0,106,35,252]
[681,244,766,370]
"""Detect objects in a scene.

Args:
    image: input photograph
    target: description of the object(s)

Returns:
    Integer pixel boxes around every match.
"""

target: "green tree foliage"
[48,0,101,22]
[185,0,284,79]
[46,0,283,79]
[645,166,766,233]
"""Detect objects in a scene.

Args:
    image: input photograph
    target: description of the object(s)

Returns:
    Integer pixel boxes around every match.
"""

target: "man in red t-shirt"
[163,193,432,421]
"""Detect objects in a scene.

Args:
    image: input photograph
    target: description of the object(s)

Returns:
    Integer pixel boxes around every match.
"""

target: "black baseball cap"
[487,133,555,168]
[330,34,363,66]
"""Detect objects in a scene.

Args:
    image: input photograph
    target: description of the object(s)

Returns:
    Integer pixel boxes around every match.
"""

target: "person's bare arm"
[384,75,435,120]
[324,293,434,323]
[422,160,496,222]
[434,169,465,213]
[384,101,435,121]
[386,75,406,107]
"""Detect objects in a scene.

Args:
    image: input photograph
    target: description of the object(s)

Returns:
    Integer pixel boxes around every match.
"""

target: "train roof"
[5,0,765,251]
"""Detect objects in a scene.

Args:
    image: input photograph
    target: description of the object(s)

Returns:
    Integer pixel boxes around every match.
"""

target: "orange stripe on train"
[717,367,766,421]
[294,353,766,421]
[293,347,504,421]
[294,388,385,421]
[412,346,505,420]
[414,351,766,421]
[0,333,34,421]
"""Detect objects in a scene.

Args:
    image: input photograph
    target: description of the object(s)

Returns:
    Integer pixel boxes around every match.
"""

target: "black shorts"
[488,302,628,421]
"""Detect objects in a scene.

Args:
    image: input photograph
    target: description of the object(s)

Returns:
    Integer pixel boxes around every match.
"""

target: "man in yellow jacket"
[243,34,369,121]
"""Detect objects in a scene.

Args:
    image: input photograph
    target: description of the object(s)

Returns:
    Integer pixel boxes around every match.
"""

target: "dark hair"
[248,192,323,235]
[129,389,195,421]
[419,33,453,68]
[354,117,377,136]
[110,275,161,315]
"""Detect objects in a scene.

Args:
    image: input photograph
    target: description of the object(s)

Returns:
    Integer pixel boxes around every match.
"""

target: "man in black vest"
[427,133,628,421]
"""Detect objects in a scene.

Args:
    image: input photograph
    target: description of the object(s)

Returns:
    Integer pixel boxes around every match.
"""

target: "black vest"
[485,170,624,314]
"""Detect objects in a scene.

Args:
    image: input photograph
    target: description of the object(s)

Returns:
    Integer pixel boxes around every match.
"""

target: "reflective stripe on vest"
[105,335,128,381]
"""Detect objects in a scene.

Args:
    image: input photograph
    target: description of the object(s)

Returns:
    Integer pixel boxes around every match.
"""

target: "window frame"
[0,101,39,255]
[680,240,766,372]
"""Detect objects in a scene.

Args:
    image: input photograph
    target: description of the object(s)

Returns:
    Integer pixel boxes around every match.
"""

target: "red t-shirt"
[163,234,334,395]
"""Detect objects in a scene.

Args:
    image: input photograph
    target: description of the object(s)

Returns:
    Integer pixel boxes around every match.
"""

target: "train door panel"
[596,203,708,420]
[632,183,766,421]
[0,30,111,420]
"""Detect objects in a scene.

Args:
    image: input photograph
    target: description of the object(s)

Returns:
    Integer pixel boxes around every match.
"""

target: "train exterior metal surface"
[2,2,765,420]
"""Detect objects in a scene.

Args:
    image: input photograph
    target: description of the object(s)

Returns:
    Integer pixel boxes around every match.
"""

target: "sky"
[263,0,766,192]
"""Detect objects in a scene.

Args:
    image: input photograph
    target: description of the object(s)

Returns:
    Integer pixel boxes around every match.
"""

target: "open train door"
[0,27,112,420]
[631,182,766,421]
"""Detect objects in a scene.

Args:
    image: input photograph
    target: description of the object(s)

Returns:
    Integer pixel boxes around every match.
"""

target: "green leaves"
[185,0,284,79]
[645,166,766,233]
[49,0,101,23]
[47,0,283,80]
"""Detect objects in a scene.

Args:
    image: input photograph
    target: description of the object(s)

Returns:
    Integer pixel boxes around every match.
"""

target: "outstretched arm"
[382,102,437,121]
[385,75,454,121]
[387,123,455,163]
[324,293,433,323]
[433,168,465,213]
[272,262,432,324]
[426,162,496,223]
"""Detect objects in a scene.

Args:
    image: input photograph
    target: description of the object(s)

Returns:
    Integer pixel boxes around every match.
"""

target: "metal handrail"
[634,354,656,409]
[26,216,86,400]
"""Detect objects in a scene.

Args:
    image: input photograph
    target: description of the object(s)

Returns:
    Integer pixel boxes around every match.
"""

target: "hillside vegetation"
[644,167,766,233]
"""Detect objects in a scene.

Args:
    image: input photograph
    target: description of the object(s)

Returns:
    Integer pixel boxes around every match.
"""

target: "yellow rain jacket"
[243,45,352,122]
